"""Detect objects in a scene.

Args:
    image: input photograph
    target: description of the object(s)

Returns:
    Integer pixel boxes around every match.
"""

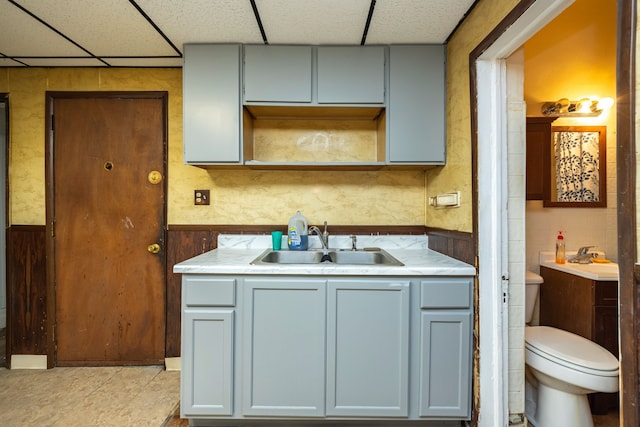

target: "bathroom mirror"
[544,126,606,207]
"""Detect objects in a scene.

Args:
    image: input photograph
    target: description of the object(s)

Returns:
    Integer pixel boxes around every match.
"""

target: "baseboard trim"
[11,354,47,369]
[165,356,181,371]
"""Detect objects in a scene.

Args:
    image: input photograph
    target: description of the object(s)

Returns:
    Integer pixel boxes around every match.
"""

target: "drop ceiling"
[0,0,476,67]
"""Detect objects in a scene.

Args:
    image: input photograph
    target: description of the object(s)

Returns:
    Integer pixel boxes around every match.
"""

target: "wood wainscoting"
[6,225,47,363]
[8,224,473,363]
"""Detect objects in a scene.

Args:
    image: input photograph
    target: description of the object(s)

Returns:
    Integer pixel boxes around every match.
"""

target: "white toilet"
[525,271,619,427]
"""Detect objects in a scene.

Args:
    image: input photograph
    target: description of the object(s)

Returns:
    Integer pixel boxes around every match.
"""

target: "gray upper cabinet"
[183,44,242,164]
[317,46,385,104]
[388,45,446,164]
[243,45,312,103]
[183,43,446,167]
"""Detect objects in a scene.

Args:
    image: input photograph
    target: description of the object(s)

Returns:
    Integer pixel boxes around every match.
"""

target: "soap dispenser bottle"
[555,230,566,264]
[287,210,309,251]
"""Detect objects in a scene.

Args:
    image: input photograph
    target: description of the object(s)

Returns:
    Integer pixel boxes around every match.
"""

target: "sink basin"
[251,249,404,266]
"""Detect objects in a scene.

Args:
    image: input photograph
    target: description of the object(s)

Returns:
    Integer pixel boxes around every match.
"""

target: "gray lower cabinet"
[418,279,473,418]
[326,279,410,417]
[183,44,242,164]
[181,274,473,422]
[242,278,327,417]
[181,276,237,417]
[388,45,446,164]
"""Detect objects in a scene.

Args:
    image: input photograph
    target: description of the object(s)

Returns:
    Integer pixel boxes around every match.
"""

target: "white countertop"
[539,251,619,281]
[173,234,476,276]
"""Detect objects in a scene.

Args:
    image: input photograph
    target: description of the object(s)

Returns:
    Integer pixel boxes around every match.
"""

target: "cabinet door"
[181,309,234,416]
[242,278,326,417]
[388,45,445,164]
[243,45,312,103]
[317,46,386,104]
[419,311,471,418]
[326,279,410,417]
[526,117,555,200]
[183,44,241,163]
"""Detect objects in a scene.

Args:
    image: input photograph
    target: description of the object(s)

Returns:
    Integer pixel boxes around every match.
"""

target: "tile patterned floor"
[0,365,180,427]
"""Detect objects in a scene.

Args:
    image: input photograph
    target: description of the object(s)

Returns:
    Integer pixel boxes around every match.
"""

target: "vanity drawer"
[420,279,472,309]
[184,276,237,306]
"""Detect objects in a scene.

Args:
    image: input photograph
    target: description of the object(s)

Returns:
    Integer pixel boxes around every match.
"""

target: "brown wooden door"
[51,94,166,365]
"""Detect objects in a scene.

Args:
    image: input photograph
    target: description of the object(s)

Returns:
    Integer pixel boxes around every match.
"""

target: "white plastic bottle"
[555,230,565,264]
[287,211,309,251]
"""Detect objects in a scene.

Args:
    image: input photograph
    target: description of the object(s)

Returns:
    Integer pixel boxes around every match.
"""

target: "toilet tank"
[525,271,544,324]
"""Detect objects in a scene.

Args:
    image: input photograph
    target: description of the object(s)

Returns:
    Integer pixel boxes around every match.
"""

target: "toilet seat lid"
[526,326,619,372]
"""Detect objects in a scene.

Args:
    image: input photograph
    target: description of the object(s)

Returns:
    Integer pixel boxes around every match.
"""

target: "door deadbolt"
[147,243,160,254]
[148,170,162,184]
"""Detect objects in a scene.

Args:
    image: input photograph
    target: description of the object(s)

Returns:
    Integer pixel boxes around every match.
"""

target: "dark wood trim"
[165,228,218,358]
[6,225,47,365]
[617,0,637,425]
[167,224,428,235]
[425,227,475,266]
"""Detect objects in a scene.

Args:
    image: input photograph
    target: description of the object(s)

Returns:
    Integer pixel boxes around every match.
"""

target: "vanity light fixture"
[541,97,614,117]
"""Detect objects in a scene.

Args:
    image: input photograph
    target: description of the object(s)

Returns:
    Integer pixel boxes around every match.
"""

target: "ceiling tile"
[0,2,89,57]
[105,57,184,67]
[365,0,475,44]
[14,0,177,57]
[254,0,372,45]
[0,58,26,67]
[19,58,107,67]
[135,0,264,48]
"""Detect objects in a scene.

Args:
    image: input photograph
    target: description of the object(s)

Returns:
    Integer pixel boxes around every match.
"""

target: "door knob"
[147,243,161,254]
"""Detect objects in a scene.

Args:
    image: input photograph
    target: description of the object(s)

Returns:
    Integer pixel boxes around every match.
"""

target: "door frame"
[472,0,635,425]
[615,0,637,424]
[44,91,168,368]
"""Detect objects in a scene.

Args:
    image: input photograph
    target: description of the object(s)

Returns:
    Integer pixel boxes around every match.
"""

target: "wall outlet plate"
[194,189,210,205]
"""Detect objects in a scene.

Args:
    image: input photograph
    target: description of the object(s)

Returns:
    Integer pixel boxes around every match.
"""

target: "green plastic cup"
[271,231,283,250]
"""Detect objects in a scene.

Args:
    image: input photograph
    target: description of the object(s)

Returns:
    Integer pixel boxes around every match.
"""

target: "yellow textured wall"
[430,0,521,233]
[3,0,528,229]
[524,0,616,116]
[0,67,425,226]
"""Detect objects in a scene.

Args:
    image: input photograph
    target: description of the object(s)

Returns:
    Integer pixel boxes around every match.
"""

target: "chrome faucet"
[570,246,596,263]
[309,221,329,252]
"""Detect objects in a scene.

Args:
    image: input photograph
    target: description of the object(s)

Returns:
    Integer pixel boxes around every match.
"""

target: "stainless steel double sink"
[251,248,404,266]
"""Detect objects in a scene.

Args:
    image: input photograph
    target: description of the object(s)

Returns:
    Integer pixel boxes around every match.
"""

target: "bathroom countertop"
[174,234,476,276]
[540,261,619,281]
[539,251,619,281]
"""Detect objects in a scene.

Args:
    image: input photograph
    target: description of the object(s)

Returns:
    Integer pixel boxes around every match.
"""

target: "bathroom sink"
[251,249,404,266]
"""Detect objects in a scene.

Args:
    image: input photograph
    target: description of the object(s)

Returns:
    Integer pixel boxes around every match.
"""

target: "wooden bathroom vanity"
[539,264,619,414]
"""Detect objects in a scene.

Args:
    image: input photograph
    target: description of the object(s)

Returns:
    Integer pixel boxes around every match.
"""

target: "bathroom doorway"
[473,0,630,425]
